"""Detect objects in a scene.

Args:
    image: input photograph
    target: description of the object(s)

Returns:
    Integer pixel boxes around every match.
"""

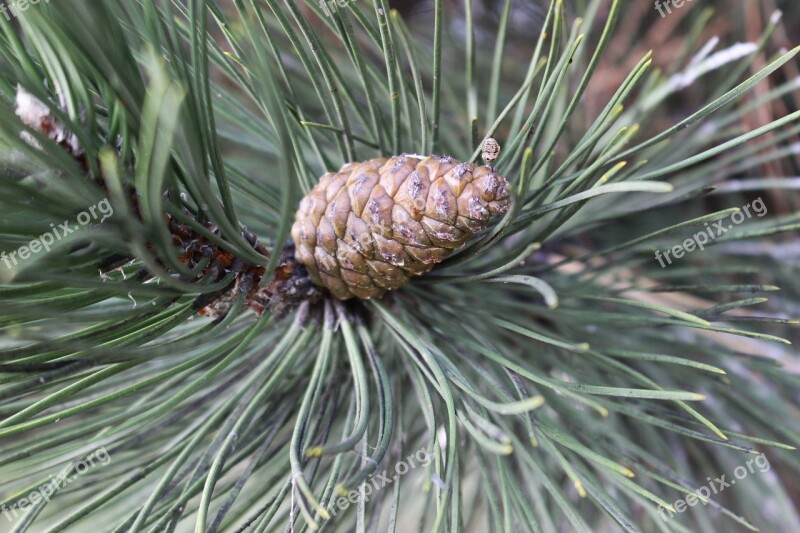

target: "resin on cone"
[291,154,510,299]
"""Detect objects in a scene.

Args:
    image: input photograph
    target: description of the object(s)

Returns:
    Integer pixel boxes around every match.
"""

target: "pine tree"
[0,1,798,531]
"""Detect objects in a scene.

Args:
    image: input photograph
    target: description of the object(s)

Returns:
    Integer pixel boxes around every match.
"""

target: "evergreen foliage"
[0,1,797,531]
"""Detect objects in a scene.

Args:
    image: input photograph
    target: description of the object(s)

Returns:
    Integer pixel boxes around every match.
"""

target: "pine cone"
[291,154,510,300]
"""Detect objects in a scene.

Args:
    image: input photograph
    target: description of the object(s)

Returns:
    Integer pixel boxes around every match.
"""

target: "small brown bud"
[481,137,501,164]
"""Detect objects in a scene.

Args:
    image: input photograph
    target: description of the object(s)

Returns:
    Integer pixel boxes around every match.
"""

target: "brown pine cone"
[291,154,510,300]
